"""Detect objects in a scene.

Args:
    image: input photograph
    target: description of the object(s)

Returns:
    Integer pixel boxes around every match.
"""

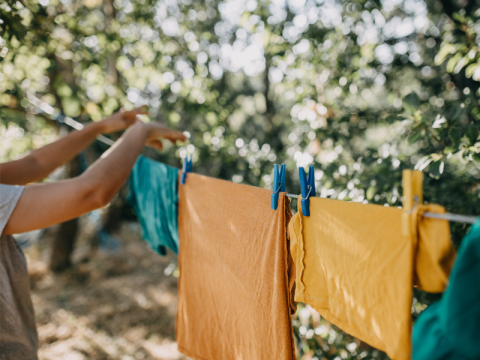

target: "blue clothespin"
[271,164,286,210]
[181,155,192,185]
[299,165,316,216]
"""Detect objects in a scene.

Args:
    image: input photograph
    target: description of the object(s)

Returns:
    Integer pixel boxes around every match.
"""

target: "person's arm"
[2,122,186,236]
[0,107,147,185]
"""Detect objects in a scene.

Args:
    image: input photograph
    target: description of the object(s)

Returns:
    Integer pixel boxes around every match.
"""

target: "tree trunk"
[102,185,127,234]
[49,155,81,272]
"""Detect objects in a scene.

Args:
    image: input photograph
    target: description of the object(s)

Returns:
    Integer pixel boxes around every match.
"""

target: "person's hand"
[143,122,187,150]
[99,106,149,134]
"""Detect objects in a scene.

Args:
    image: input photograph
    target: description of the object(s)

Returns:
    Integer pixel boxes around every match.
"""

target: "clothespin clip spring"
[304,185,313,200]
[299,165,316,217]
[273,183,282,195]
[404,196,420,215]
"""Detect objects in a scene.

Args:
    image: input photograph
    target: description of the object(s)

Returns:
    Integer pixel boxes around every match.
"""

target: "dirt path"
[25,222,189,360]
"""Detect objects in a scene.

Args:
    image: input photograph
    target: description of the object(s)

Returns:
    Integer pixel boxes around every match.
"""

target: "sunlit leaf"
[465,63,479,78]
[366,186,377,200]
[415,155,433,171]
[446,52,463,73]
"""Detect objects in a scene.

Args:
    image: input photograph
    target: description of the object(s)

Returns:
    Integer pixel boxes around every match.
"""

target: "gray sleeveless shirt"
[0,184,38,360]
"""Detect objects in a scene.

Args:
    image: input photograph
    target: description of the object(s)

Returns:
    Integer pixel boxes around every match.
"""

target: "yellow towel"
[289,197,455,360]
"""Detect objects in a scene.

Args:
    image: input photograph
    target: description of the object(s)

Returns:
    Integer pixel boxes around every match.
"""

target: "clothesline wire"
[26,93,479,225]
[422,212,478,224]
[285,194,478,224]
[26,93,115,146]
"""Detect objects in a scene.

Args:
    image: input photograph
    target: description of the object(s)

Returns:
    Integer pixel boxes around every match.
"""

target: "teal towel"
[128,156,179,255]
[412,219,480,360]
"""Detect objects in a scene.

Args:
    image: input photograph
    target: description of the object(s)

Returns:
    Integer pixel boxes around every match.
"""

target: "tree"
[2,0,480,358]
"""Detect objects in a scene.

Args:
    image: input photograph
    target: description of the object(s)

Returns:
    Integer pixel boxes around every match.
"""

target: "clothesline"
[130,155,475,360]
[26,93,115,146]
[421,212,478,224]
[285,193,479,224]
[26,93,479,225]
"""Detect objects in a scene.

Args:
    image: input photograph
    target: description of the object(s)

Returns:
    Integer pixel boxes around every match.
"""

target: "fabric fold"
[289,197,455,360]
[128,156,179,255]
[176,173,296,360]
[411,204,456,293]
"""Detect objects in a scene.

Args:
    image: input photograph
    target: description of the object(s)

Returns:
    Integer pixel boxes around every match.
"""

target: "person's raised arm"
[2,121,186,236]
[0,107,148,185]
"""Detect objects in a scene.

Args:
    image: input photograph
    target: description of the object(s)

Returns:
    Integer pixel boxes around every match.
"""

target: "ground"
[25,221,188,360]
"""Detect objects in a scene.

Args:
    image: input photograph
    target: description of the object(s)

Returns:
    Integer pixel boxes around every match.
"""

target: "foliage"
[2,0,480,358]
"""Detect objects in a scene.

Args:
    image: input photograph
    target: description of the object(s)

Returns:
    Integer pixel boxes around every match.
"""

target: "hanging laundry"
[410,204,456,292]
[128,156,179,255]
[176,173,296,360]
[288,197,455,360]
[412,219,480,360]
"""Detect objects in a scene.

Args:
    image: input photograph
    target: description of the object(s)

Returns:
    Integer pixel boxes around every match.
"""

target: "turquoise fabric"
[412,219,480,360]
[128,156,179,255]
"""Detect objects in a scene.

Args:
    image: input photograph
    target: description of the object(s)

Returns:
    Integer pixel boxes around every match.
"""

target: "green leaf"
[453,56,469,74]
[452,12,467,23]
[472,153,480,162]
[408,132,422,145]
[465,63,479,78]
[436,44,456,65]
[432,115,447,128]
[366,186,377,200]
[466,124,479,144]
[446,52,463,73]
[429,161,444,179]
[415,155,433,171]
[403,92,420,114]
[449,127,462,149]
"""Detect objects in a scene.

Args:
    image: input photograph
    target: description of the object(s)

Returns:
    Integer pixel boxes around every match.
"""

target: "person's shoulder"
[0,183,25,201]
[0,184,25,234]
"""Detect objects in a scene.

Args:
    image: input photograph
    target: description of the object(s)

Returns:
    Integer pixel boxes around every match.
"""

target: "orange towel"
[176,173,296,360]
[289,198,455,360]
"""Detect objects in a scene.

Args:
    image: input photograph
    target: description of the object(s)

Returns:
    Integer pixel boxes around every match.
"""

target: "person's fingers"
[162,136,185,144]
[165,130,187,142]
[130,106,149,115]
[146,123,187,143]
[158,128,186,139]
[123,113,143,121]
[138,105,149,112]
[121,106,149,121]
[122,115,139,123]
[147,139,163,150]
